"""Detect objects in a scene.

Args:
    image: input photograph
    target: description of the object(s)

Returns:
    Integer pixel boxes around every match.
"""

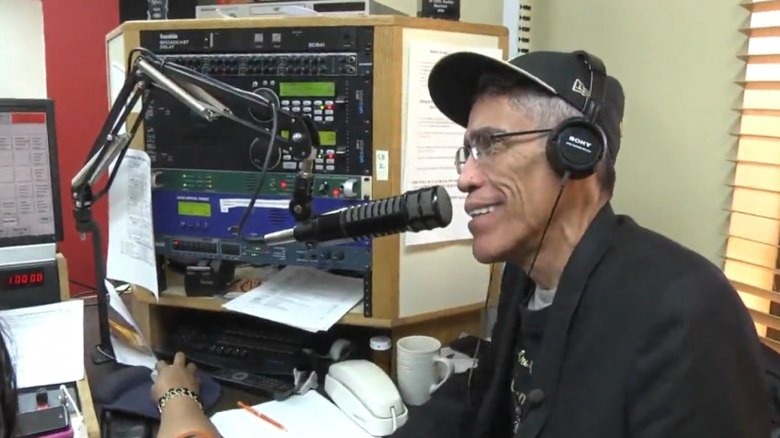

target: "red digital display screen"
[2,269,46,290]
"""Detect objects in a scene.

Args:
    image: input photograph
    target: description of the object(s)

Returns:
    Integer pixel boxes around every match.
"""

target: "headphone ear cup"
[546,117,606,179]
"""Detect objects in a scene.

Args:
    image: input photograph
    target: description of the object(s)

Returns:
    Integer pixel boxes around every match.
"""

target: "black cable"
[94,93,152,200]
[468,265,496,403]
[527,171,571,277]
[138,54,284,243]
[126,47,163,74]
[69,279,96,291]
[78,63,141,183]
[467,170,571,406]
[233,103,278,244]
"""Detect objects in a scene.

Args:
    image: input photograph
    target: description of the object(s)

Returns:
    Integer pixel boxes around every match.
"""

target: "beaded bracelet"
[157,387,203,413]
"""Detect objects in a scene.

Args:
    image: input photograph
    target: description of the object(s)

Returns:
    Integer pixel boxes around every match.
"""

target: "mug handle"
[430,356,455,394]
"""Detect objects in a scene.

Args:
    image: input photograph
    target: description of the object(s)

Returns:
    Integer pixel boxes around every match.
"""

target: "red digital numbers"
[4,271,44,288]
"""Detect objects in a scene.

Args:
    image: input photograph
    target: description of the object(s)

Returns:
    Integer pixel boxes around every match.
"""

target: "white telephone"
[324,360,409,437]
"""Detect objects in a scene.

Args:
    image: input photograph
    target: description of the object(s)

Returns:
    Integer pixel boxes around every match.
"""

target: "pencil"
[237,401,288,432]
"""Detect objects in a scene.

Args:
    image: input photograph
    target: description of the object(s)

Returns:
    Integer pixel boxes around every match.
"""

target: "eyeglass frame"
[454,128,553,174]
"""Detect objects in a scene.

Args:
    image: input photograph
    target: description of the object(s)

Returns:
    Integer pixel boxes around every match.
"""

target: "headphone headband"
[573,51,607,123]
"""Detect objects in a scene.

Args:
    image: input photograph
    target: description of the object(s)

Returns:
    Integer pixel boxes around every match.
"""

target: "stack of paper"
[210,391,372,438]
[105,279,158,369]
[222,266,363,332]
[0,300,85,388]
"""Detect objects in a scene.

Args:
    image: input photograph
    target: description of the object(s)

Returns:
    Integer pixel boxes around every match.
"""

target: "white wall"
[381,0,503,25]
[529,0,746,265]
[0,0,47,98]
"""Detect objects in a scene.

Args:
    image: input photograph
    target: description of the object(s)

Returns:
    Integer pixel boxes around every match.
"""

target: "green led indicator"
[319,131,336,146]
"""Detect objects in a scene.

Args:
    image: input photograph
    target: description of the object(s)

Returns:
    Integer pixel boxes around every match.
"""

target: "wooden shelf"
[131,286,393,328]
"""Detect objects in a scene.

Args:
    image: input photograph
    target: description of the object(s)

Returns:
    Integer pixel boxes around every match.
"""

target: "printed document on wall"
[402,42,502,246]
[107,148,158,297]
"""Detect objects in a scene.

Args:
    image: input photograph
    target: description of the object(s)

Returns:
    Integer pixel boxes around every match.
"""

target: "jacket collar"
[517,202,619,437]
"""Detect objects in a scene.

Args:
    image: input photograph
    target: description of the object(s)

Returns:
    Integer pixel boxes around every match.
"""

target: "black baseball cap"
[428,50,625,159]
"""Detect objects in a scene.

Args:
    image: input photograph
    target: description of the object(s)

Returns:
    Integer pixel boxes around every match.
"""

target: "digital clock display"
[2,269,46,290]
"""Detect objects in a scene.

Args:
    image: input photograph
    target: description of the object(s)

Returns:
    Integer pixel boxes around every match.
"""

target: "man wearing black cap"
[392,50,770,437]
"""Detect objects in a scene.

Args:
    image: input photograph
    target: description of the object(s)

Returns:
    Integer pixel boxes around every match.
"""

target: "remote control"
[211,368,295,401]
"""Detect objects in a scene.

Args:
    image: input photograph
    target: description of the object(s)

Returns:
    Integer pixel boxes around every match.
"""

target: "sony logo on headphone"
[568,135,592,149]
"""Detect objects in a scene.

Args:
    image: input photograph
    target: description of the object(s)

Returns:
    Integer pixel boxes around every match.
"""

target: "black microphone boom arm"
[71,50,319,228]
[69,48,320,364]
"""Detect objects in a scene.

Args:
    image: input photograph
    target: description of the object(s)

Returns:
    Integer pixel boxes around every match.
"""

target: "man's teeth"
[468,206,497,217]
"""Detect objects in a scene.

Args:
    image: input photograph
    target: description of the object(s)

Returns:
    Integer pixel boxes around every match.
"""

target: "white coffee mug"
[396,335,455,406]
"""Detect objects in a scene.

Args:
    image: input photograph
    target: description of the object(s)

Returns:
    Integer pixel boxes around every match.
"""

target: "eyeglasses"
[454,128,552,174]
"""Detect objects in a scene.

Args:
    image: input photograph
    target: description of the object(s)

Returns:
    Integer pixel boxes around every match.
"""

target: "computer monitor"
[0,99,63,248]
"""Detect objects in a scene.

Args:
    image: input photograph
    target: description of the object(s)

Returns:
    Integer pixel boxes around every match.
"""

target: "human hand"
[151,351,199,401]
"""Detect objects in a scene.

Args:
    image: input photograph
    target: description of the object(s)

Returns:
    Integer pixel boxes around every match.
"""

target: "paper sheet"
[219,197,288,213]
[106,280,158,369]
[402,42,503,246]
[0,300,85,389]
[210,391,371,438]
[222,266,363,333]
[106,148,158,297]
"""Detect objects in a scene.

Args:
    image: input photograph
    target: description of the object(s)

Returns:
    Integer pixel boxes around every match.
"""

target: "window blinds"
[725,0,780,351]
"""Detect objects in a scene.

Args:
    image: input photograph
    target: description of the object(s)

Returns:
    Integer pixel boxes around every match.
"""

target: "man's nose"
[457,157,484,193]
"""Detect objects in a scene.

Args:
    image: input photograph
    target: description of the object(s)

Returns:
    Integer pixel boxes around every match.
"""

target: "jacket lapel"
[518,203,618,438]
[472,265,532,437]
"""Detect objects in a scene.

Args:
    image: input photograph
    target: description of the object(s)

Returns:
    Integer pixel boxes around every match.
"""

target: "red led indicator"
[11,112,46,124]
[326,152,335,159]
[325,104,334,110]
[331,188,341,197]
[280,180,288,189]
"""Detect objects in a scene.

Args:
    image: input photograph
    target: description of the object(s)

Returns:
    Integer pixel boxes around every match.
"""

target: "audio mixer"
[139,26,375,273]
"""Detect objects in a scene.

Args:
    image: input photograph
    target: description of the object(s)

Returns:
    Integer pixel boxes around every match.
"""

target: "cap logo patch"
[572,79,590,97]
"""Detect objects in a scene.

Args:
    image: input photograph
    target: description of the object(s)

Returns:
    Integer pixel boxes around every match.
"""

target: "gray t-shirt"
[528,284,556,310]
[511,284,557,433]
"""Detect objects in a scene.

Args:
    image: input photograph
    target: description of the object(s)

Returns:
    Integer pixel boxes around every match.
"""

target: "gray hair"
[514,88,582,130]
[473,72,616,195]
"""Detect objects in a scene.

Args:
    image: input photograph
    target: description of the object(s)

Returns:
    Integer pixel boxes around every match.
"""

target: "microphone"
[261,185,453,246]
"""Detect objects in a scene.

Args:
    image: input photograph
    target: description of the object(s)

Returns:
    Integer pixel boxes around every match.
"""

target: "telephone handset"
[324,360,409,436]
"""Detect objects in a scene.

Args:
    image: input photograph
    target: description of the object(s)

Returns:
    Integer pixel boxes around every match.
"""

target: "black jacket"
[393,203,770,438]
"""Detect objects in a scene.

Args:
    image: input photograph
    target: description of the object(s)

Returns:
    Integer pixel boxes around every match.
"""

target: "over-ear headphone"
[546,51,609,179]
